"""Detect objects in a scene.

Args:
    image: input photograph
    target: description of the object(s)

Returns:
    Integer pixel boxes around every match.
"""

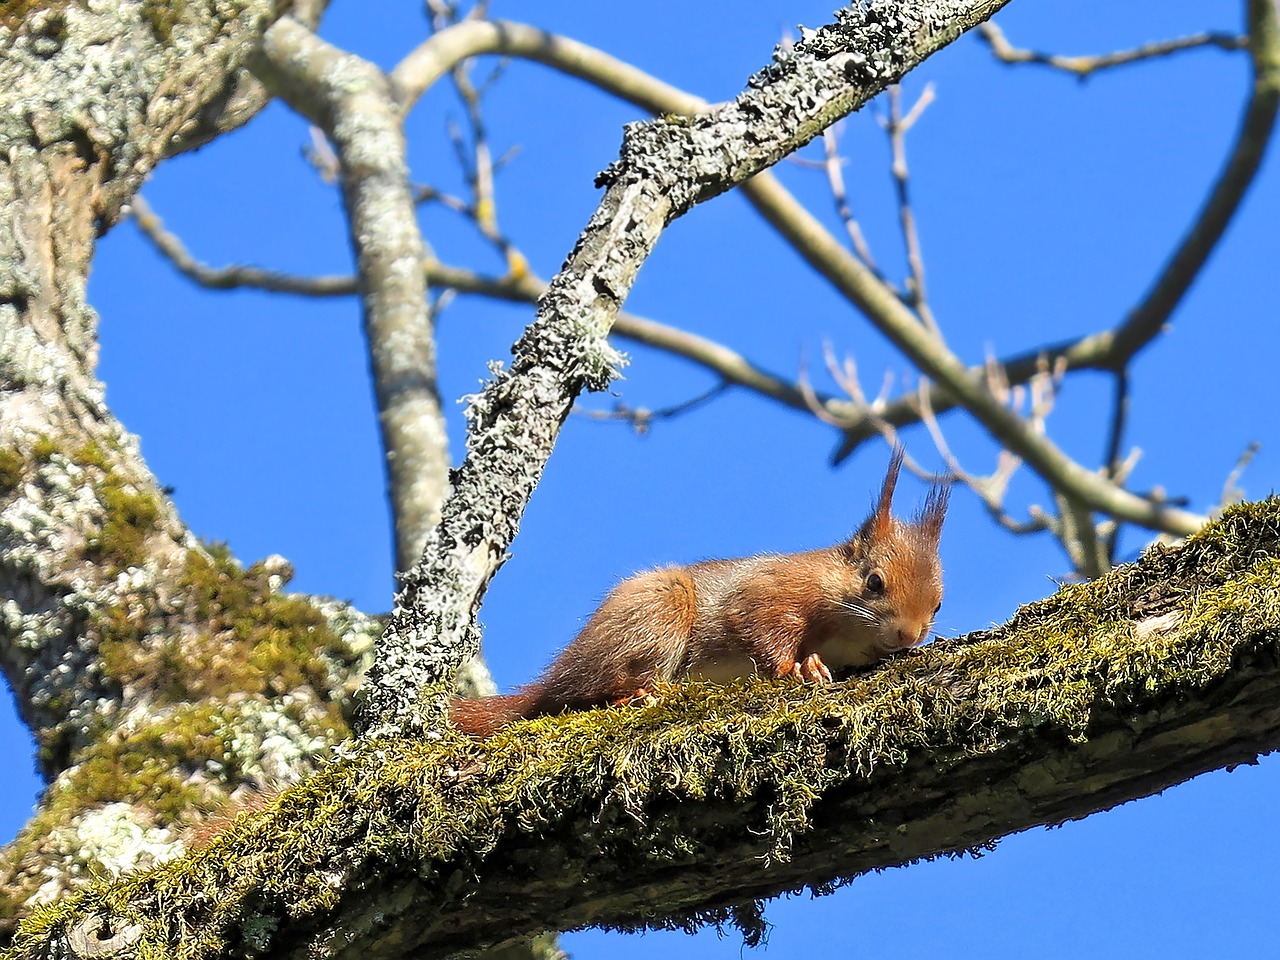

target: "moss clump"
[0,448,24,493]
[66,707,228,822]
[85,483,161,574]
[96,545,354,729]
[30,435,59,463]
[140,0,187,42]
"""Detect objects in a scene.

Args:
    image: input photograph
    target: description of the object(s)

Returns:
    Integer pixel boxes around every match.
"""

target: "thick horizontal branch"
[11,499,1280,960]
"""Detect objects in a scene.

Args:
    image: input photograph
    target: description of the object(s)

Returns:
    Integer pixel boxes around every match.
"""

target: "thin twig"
[1217,441,1262,513]
[574,384,730,434]
[1101,371,1131,564]
[978,21,1247,79]
[819,124,880,271]
[882,83,939,336]
[916,381,1047,536]
[130,195,360,295]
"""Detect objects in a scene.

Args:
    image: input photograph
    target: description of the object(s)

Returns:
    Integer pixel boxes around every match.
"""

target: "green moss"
[0,448,24,493]
[18,435,156,574]
[30,435,59,463]
[86,484,161,574]
[94,545,353,731]
[140,0,187,42]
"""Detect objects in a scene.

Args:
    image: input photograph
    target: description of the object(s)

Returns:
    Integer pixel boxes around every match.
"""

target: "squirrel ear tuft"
[859,449,903,542]
[919,482,950,543]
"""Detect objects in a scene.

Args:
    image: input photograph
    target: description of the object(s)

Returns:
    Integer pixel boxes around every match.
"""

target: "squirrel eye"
[934,602,942,614]
[866,571,885,595]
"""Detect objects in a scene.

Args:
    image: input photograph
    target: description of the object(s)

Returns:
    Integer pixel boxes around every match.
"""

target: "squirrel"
[450,451,948,737]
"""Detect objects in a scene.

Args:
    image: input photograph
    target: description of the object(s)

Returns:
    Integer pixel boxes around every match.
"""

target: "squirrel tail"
[450,691,541,738]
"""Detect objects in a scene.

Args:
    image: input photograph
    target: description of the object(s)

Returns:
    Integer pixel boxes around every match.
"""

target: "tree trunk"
[0,0,373,933]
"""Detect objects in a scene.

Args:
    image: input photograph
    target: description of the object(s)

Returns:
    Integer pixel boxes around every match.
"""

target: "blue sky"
[5,0,1280,956]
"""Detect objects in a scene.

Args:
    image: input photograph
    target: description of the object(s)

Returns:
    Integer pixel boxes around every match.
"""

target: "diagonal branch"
[354,0,1018,738]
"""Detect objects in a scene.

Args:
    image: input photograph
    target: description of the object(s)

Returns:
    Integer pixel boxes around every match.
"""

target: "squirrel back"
[451,451,947,737]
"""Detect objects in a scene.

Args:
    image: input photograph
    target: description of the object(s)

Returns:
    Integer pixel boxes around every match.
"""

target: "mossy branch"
[8,500,1280,960]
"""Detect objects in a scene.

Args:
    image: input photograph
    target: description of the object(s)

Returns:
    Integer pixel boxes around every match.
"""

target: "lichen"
[95,546,359,716]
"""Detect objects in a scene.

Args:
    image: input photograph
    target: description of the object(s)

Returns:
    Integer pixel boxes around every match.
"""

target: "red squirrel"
[451,452,947,737]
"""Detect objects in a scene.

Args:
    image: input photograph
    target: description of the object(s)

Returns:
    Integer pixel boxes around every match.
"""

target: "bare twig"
[1217,441,1262,513]
[575,384,731,434]
[131,195,360,295]
[978,20,1247,79]
[917,369,1049,537]
[1100,371,1131,565]
[882,83,939,335]
[190,12,1274,543]
[819,125,880,271]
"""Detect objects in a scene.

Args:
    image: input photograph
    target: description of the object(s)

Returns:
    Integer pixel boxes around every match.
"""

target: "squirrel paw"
[793,653,833,685]
[614,688,655,707]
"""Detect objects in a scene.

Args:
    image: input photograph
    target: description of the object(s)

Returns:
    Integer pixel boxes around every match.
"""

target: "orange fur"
[450,452,948,737]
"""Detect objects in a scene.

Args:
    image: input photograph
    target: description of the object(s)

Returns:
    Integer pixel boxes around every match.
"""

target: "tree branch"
[977,19,1247,78]
[390,14,1215,536]
[355,0,1017,738]
[144,7,1271,541]
[1110,0,1280,365]
[250,20,451,576]
[10,501,1280,960]
[853,0,1278,452]
[128,204,867,430]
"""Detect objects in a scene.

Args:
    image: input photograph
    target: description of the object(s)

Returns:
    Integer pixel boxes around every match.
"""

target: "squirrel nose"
[896,628,917,648]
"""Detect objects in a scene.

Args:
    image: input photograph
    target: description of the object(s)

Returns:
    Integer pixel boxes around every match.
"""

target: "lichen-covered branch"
[8,500,1280,960]
[357,0,1017,739]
